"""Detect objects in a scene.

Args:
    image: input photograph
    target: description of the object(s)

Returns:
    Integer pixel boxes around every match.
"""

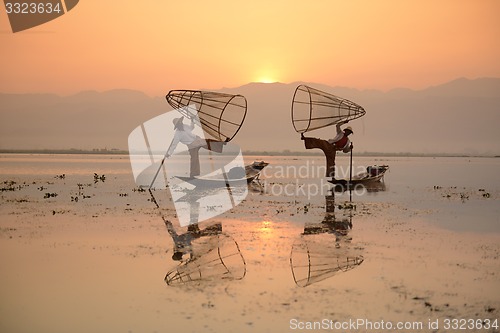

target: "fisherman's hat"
[172,117,184,127]
[344,126,353,134]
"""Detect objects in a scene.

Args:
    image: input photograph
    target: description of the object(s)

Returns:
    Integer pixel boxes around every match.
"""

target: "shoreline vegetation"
[0,148,498,158]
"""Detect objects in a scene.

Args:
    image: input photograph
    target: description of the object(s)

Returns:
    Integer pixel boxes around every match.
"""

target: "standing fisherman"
[166,117,225,177]
[301,120,354,180]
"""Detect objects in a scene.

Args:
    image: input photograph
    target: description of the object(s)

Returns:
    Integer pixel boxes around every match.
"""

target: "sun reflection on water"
[258,220,274,239]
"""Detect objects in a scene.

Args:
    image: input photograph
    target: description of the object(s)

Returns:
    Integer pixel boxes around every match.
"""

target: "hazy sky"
[1,0,499,95]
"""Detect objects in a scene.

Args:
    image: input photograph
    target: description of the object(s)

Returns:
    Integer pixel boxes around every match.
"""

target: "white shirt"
[327,123,351,152]
[167,124,199,156]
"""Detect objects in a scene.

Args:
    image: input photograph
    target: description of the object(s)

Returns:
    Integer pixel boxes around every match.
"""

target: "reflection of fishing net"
[165,233,246,286]
[290,235,364,287]
[291,85,366,133]
[166,90,247,142]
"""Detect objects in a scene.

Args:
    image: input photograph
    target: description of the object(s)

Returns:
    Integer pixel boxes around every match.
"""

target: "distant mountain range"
[1,77,499,155]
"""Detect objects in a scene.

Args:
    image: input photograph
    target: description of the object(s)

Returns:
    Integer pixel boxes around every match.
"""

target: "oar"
[149,134,176,189]
[349,144,353,202]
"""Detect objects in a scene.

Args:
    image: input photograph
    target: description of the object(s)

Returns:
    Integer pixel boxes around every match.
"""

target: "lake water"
[1,154,499,233]
[1,153,499,333]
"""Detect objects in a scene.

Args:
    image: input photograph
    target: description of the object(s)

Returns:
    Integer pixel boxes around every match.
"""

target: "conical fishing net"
[291,85,366,133]
[166,90,247,142]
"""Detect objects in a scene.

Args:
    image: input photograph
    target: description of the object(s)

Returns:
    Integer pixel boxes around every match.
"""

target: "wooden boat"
[176,161,269,186]
[244,161,269,182]
[328,165,389,186]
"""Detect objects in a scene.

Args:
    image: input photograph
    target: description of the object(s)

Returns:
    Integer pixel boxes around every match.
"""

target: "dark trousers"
[303,137,336,178]
[188,139,225,177]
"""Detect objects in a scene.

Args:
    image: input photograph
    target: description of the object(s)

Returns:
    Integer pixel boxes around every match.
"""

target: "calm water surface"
[1,154,499,232]
[1,154,499,333]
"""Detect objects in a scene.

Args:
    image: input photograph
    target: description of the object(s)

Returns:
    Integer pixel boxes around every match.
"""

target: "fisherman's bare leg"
[303,136,336,178]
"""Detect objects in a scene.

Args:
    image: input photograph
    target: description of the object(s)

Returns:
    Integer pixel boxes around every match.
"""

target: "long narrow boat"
[176,161,269,186]
[244,161,269,182]
[328,165,389,186]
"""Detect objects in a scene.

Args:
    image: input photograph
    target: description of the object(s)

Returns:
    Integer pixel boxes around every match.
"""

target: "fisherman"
[301,120,353,179]
[166,116,225,177]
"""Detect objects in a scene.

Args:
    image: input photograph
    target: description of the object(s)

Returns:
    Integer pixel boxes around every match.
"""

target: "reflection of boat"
[329,165,389,186]
[176,161,269,185]
[363,181,387,193]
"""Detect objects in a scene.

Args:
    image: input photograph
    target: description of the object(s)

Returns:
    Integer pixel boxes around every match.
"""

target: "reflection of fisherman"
[327,217,352,247]
[164,219,222,261]
[304,214,352,244]
[301,120,354,179]
[166,117,226,177]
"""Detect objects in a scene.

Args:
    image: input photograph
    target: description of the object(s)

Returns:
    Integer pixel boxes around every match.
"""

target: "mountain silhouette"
[1,78,499,155]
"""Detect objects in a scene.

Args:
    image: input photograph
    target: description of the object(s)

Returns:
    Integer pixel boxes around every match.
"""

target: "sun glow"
[257,77,277,84]
[258,220,274,238]
[254,69,279,84]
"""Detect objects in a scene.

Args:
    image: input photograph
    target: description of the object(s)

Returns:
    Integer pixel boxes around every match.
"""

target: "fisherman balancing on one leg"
[301,120,354,181]
[166,117,226,177]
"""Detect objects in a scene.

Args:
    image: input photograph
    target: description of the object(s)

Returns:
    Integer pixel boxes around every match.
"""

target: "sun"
[254,70,279,83]
[256,76,277,83]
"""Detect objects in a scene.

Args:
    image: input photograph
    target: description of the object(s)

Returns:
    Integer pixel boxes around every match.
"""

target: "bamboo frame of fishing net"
[291,85,366,133]
[290,236,364,287]
[165,233,247,286]
[166,90,247,142]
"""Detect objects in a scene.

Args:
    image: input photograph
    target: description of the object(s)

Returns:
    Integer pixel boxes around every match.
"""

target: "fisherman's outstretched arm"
[336,119,349,134]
